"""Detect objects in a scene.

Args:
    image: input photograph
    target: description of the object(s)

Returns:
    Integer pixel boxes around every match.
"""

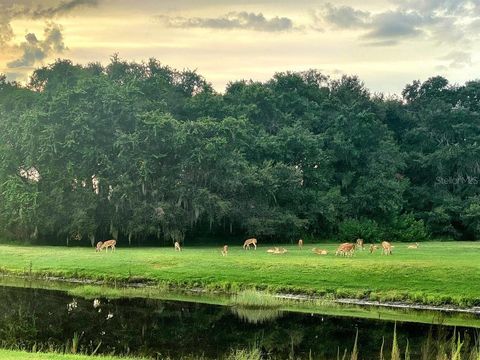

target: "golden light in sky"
[1,0,478,94]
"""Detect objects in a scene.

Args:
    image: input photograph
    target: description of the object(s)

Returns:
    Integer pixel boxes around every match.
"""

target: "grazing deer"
[356,238,365,250]
[407,242,419,249]
[336,243,355,257]
[221,245,228,256]
[298,239,304,249]
[312,248,328,255]
[381,241,393,255]
[95,241,103,252]
[243,238,257,250]
[97,239,116,252]
[174,241,182,251]
[369,244,378,254]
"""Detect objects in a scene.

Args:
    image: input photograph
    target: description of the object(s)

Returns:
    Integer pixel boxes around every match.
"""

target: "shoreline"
[2,273,480,317]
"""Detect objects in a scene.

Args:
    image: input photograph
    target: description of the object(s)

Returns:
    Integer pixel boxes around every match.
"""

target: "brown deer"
[407,242,419,249]
[97,240,116,252]
[381,241,393,255]
[356,238,365,250]
[312,248,328,255]
[221,245,228,256]
[243,238,257,250]
[298,239,304,249]
[336,243,355,257]
[174,241,182,251]
[369,244,378,254]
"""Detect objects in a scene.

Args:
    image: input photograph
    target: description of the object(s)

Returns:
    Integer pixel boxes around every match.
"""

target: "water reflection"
[0,285,478,359]
[231,306,284,324]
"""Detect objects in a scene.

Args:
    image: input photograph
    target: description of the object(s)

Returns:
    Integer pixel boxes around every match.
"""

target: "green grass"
[0,242,479,307]
[230,289,283,308]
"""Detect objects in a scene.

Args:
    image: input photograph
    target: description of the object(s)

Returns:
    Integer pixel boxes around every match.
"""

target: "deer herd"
[95,236,419,257]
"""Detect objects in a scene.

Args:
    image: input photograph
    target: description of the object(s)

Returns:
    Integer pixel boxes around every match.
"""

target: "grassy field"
[0,242,479,306]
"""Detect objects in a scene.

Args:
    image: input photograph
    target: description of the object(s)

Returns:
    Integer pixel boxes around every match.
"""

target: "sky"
[0,0,479,95]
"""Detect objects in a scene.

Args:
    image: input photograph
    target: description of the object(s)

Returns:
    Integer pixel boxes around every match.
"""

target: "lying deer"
[407,242,419,249]
[298,239,304,249]
[243,238,257,250]
[96,240,116,252]
[174,241,182,251]
[267,247,287,254]
[312,248,328,255]
[381,241,393,255]
[221,245,228,256]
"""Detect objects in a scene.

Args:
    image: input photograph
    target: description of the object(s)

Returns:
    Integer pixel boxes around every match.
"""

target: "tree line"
[0,56,479,246]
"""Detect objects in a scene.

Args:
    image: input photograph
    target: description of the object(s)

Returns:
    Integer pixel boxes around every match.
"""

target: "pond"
[0,285,479,359]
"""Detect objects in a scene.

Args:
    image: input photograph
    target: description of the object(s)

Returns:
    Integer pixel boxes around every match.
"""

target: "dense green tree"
[0,59,478,245]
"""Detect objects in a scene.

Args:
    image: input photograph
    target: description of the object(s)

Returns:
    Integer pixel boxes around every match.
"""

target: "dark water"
[0,286,478,359]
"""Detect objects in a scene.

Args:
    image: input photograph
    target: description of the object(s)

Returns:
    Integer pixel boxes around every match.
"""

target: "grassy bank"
[0,242,479,307]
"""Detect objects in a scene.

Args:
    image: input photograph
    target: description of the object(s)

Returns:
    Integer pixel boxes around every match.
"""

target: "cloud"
[315,1,480,46]
[0,0,98,48]
[7,23,66,68]
[439,51,472,69]
[363,10,425,40]
[158,12,294,32]
[30,0,98,18]
[319,4,370,29]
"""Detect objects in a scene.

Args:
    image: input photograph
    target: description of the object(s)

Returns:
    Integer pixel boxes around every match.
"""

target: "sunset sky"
[1,0,479,94]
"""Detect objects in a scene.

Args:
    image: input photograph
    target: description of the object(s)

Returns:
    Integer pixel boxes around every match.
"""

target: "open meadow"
[1,242,479,306]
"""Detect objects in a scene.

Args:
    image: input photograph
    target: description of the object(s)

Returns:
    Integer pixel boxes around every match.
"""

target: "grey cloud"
[439,51,472,68]
[158,12,294,32]
[30,0,98,19]
[0,0,98,48]
[320,3,370,29]
[363,11,425,40]
[7,23,66,68]
[317,1,480,46]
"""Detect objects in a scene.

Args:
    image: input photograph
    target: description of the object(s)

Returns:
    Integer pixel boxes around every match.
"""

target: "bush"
[385,213,429,242]
[338,218,382,242]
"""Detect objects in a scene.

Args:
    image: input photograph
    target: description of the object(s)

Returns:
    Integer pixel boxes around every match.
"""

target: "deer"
[243,238,257,250]
[312,248,328,255]
[369,244,378,254]
[221,245,228,256]
[298,239,304,249]
[381,241,393,255]
[335,243,355,257]
[267,247,287,254]
[174,241,182,251]
[96,239,116,252]
[407,242,419,249]
[356,238,365,250]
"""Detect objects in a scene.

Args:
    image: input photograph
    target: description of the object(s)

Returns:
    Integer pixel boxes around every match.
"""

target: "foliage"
[0,60,479,243]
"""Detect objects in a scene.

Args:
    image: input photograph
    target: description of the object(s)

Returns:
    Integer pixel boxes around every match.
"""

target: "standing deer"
[356,238,365,250]
[298,239,304,249]
[243,238,257,250]
[381,241,393,255]
[369,244,378,254]
[221,245,228,256]
[335,243,355,257]
[96,240,116,252]
[174,241,182,251]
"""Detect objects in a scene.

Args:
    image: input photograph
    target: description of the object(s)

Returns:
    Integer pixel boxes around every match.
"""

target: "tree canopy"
[0,58,479,246]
